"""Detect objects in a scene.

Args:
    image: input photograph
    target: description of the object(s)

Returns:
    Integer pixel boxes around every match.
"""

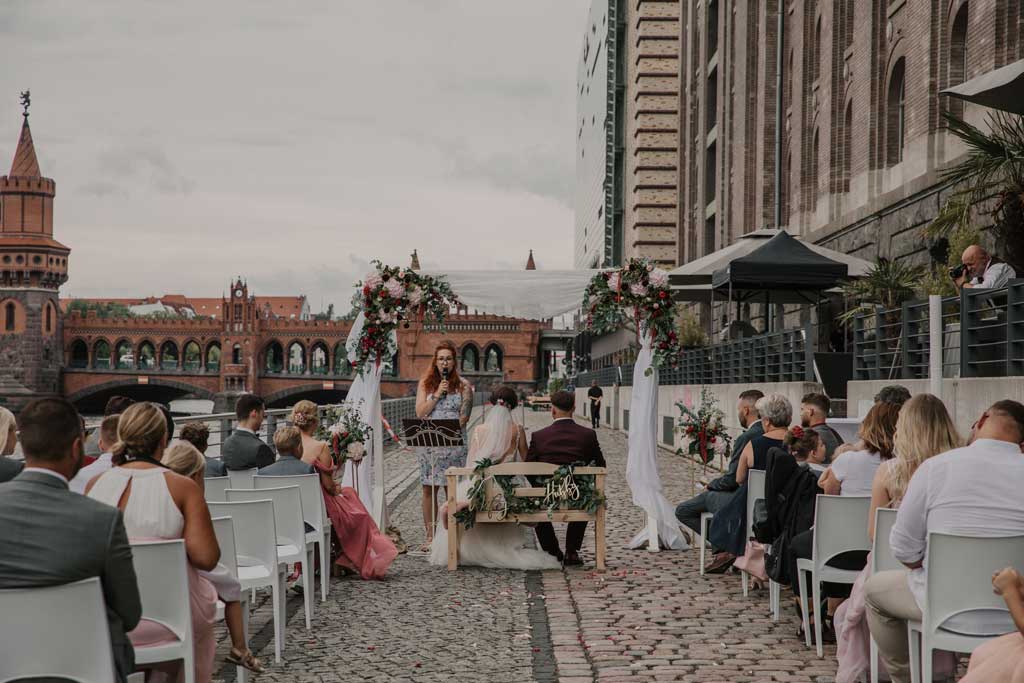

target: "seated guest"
[704,393,788,574]
[86,402,220,683]
[675,389,764,545]
[259,426,315,476]
[0,406,23,483]
[955,244,1017,290]
[163,441,264,674]
[785,426,828,472]
[865,400,1024,683]
[835,385,911,458]
[179,421,226,477]
[70,413,120,494]
[85,395,135,458]
[819,402,900,498]
[221,394,275,470]
[0,398,141,683]
[962,566,1024,682]
[800,393,843,463]
[834,393,960,683]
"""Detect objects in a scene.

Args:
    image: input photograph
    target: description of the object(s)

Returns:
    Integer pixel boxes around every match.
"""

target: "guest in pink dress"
[963,566,1024,682]
[833,394,960,683]
[86,403,220,683]
[290,401,398,580]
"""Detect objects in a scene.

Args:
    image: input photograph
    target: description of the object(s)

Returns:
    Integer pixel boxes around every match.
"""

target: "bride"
[429,386,561,570]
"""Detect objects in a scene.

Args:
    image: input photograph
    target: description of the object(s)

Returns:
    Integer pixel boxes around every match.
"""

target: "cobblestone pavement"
[212,411,841,682]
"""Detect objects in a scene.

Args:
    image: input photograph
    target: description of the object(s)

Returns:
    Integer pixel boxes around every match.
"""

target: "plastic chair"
[255,473,331,602]
[907,532,1024,683]
[0,577,116,683]
[208,499,287,663]
[741,469,765,597]
[868,508,899,683]
[130,539,195,683]
[211,516,250,683]
[796,495,872,657]
[699,511,714,575]
[227,468,258,490]
[203,476,230,503]
[227,486,315,631]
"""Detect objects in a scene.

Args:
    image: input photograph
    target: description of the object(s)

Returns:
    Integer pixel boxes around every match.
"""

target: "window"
[706,68,718,131]
[886,58,907,167]
[183,341,202,371]
[842,102,853,192]
[810,128,820,200]
[116,340,133,368]
[704,216,716,256]
[4,302,14,332]
[44,302,52,333]
[232,344,242,365]
[813,16,822,82]
[706,0,719,57]
[205,343,221,372]
[844,0,854,50]
[160,341,179,370]
[70,340,89,368]
[93,340,111,369]
[484,345,503,372]
[287,342,306,373]
[948,3,969,119]
[461,345,479,373]
[705,141,717,206]
[264,342,284,373]
[311,343,329,375]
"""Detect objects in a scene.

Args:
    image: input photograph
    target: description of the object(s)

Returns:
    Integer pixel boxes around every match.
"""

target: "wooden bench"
[444,462,607,571]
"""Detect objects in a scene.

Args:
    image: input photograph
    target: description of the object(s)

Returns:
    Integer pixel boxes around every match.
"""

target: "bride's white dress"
[429,406,560,570]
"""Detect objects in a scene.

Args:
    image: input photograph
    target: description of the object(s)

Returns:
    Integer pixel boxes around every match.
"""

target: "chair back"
[204,476,230,503]
[211,516,239,579]
[254,473,325,534]
[227,486,306,552]
[0,578,116,683]
[130,539,193,645]
[227,468,258,489]
[746,469,766,536]
[811,495,872,566]
[925,532,1024,637]
[871,508,901,573]
[208,500,278,570]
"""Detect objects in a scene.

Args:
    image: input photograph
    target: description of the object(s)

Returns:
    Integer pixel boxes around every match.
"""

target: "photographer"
[952,245,1016,290]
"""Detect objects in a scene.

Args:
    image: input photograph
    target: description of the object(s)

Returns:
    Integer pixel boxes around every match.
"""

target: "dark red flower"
[658,291,668,299]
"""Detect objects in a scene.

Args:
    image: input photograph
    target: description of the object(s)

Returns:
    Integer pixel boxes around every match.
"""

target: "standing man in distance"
[221,394,276,470]
[587,380,603,429]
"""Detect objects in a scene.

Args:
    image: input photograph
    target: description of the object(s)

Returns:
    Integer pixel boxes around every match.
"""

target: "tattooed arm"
[459,381,474,428]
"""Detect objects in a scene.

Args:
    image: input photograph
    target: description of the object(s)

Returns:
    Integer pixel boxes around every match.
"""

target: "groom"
[527,390,605,566]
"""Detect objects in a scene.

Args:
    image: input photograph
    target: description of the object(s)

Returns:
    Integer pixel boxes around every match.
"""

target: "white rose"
[347,442,366,462]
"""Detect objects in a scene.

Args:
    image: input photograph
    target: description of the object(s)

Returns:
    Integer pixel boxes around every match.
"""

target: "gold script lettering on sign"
[543,473,581,507]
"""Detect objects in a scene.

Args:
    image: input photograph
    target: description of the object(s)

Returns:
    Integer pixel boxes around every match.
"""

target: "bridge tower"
[0,97,69,412]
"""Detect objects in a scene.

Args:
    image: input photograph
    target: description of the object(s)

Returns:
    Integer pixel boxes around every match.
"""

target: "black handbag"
[751,498,771,544]
[765,528,791,584]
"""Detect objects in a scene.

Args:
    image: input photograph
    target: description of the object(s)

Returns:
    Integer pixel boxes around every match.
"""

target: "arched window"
[844,0,854,50]
[183,341,202,371]
[810,128,820,203]
[310,343,329,375]
[381,352,399,378]
[205,343,221,372]
[886,58,907,167]
[813,16,822,82]
[160,341,179,370]
[287,342,306,374]
[782,149,791,226]
[44,302,53,334]
[264,342,284,373]
[3,302,14,332]
[93,339,111,369]
[69,339,89,368]
[948,3,969,119]
[484,344,503,372]
[333,342,349,375]
[842,102,853,192]
[138,342,156,370]
[232,344,242,365]
[461,345,479,373]
[115,340,133,369]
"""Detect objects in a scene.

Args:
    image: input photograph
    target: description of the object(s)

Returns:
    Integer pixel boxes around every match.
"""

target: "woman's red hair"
[421,341,464,395]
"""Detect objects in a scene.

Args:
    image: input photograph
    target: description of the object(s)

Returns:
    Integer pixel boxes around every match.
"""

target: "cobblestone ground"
[212,412,841,682]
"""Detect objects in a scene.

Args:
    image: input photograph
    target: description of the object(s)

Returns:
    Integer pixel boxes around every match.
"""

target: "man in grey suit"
[0,398,142,683]
[221,393,276,470]
[258,426,315,476]
[0,454,23,482]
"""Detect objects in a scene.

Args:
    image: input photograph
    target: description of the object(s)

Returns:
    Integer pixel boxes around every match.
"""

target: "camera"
[949,263,967,279]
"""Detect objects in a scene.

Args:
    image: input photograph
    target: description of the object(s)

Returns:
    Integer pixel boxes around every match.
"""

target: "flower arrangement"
[317,402,372,468]
[581,258,681,372]
[350,261,461,375]
[675,387,732,466]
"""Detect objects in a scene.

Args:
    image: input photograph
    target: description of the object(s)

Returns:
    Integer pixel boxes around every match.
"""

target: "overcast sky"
[0,1,588,313]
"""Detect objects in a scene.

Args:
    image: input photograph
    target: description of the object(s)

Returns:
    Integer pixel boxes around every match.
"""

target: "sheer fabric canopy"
[423,270,600,320]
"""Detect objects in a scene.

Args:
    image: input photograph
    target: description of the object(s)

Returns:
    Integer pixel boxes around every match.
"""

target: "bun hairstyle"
[162,440,206,479]
[290,400,319,433]
[111,402,168,466]
[490,386,518,410]
[784,425,821,460]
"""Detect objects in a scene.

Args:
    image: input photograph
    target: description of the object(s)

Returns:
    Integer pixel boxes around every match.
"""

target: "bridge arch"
[263,382,351,409]
[67,377,217,414]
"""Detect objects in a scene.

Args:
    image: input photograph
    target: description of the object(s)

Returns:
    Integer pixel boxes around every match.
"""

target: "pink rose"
[630,283,647,297]
[607,272,621,292]
[407,287,423,306]
[649,268,669,288]
[384,278,404,299]
[365,272,383,289]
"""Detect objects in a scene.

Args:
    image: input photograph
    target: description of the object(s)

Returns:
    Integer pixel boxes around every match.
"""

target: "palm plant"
[839,257,926,323]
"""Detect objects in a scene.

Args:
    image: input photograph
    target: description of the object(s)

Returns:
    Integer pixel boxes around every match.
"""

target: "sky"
[0,0,589,313]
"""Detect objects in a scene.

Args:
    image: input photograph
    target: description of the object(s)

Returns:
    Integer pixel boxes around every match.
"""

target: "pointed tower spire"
[410,249,421,270]
[525,249,536,270]
[10,117,40,177]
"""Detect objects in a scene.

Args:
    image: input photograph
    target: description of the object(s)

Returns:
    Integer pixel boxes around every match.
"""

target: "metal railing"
[576,326,812,387]
[853,280,1024,380]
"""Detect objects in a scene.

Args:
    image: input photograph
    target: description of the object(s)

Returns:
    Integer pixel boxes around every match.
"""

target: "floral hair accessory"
[292,411,312,427]
[496,398,506,406]
[790,425,805,439]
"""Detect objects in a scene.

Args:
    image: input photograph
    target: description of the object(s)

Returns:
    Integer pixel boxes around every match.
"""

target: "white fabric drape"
[340,311,390,529]
[421,270,600,319]
[625,331,689,550]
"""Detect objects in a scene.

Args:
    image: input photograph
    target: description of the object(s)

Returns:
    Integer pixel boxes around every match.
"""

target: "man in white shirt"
[956,244,1017,290]
[70,413,120,494]
[864,400,1024,683]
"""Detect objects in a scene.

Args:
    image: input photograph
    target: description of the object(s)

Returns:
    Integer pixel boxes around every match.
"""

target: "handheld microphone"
[440,368,450,399]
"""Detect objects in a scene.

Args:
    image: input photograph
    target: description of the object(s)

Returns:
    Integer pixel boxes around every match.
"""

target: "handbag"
[751,498,771,544]
[765,528,791,585]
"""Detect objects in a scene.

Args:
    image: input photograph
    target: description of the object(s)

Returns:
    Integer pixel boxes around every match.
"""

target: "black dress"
[707,435,784,556]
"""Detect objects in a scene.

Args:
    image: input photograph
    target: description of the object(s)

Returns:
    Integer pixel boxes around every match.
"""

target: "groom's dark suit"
[526,417,605,560]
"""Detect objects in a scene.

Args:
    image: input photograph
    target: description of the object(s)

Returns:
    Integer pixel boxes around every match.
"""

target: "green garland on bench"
[453,458,606,530]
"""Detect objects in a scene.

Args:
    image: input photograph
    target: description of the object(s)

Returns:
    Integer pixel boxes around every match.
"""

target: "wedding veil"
[469,403,518,467]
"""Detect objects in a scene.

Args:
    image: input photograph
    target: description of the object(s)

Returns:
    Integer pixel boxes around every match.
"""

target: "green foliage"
[547,377,567,395]
[675,387,731,464]
[313,303,335,321]
[839,257,926,322]
[917,222,983,297]
[66,300,134,318]
[675,305,708,347]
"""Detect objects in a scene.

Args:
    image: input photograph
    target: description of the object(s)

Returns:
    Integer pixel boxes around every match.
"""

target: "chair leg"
[320,533,330,602]
[869,637,878,683]
[907,625,921,683]
[797,568,811,648]
[270,578,282,664]
[742,569,749,597]
[770,580,780,621]
[812,573,823,658]
[183,639,195,683]
[699,516,710,576]
[303,549,314,630]
[921,642,932,683]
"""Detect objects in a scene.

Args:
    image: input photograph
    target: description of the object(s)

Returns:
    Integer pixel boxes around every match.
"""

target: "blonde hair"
[274,426,303,455]
[162,440,206,479]
[890,394,960,498]
[290,400,318,433]
[0,407,15,454]
[111,402,167,464]
[99,414,120,448]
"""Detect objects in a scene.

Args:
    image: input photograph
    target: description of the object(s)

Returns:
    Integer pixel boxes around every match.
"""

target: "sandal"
[225,647,265,674]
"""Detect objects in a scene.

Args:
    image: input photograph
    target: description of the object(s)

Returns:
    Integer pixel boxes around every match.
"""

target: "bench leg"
[595,508,607,571]
[447,476,458,570]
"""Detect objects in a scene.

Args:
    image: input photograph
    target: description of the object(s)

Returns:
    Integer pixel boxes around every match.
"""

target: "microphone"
[440,368,450,399]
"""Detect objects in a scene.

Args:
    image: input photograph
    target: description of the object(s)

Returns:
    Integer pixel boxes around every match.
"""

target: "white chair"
[227,486,316,631]
[255,473,331,602]
[0,577,116,683]
[741,469,766,597]
[211,516,250,683]
[131,539,194,683]
[796,495,872,657]
[227,468,258,490]
[869,508,899,683]
[699,511,714,575]
[208,499,287,663]
[203,476,230,503]
[907,532,1024,683]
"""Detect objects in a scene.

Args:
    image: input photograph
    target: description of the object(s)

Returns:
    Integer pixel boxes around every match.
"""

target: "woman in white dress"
[429,387,560,570]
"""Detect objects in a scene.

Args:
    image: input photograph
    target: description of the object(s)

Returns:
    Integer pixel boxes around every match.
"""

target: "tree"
[313,303,335,321]
[838,257,926,323]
